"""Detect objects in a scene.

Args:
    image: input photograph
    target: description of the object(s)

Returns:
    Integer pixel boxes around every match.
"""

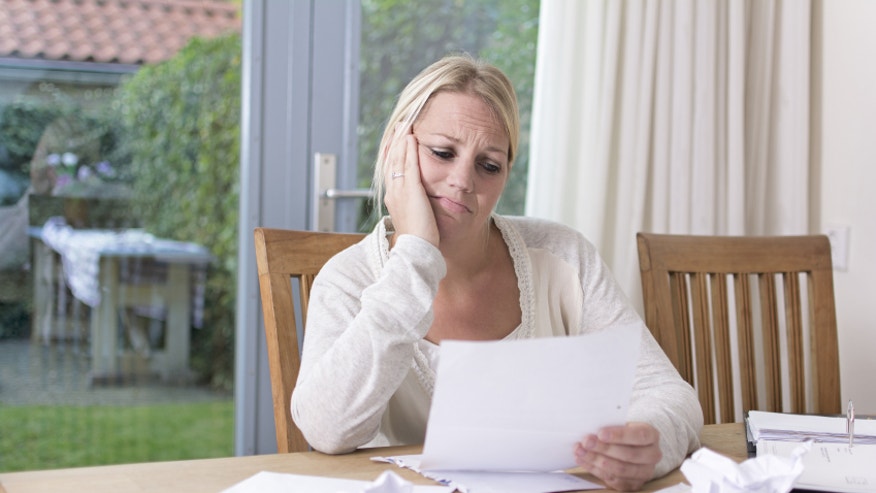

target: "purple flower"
[46,153,61,167]
[77,166,93,181]
[55,174,72,188]
[96,161,115,177]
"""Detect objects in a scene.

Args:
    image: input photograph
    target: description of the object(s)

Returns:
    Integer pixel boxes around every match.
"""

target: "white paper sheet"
[373,455,601,493]
[222,470,453,493]
[419,323,641,472]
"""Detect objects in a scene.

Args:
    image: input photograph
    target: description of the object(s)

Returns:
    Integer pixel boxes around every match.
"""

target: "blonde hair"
[371,54,520,216]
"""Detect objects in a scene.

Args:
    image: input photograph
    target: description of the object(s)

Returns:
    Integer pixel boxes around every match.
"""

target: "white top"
[292,215,703,477]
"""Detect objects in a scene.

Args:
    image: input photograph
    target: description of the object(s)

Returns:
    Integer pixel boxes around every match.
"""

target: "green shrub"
[0,301,29,339]
[0,102,61,177]
[0,100,129,181]
[115,34,241,390]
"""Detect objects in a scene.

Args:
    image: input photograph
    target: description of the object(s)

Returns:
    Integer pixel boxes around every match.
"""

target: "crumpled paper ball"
[679,444,809,493]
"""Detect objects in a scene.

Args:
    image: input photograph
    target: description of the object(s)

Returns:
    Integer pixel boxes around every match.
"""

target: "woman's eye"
[431,149,453,160]
[481,162,501,174]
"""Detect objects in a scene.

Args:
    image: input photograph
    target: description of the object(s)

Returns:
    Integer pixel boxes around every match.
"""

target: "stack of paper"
[748,411,876,493]
[747,410,876,444]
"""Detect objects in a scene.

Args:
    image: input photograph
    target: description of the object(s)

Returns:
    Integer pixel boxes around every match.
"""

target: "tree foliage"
[115,34,241,390]
[0,99,126,190]
[0,102,61,176]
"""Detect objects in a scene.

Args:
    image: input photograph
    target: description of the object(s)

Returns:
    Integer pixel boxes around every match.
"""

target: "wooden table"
[0,424,747,493]
[29,226,212,382]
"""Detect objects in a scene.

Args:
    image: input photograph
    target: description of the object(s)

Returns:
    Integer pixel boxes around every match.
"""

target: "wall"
[820,0,876,413]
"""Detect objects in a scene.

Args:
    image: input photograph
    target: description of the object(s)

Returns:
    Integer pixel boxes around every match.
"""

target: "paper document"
[758,439,876,493]
[373,455,601,493]
[222,470,453,493]
[419,323,641,472]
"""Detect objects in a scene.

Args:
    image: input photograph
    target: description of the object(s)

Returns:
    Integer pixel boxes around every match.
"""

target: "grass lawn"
[0,400,233,472]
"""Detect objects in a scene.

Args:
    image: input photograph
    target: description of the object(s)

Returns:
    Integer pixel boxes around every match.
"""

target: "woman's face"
[411,91,510,242]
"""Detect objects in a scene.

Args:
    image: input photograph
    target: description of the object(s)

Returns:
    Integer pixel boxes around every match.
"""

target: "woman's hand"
[383,127,440,247]
[574,422,662,491]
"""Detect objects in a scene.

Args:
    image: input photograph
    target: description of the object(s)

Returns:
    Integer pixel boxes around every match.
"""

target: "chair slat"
[690,272,715,424]
[758,273,782,412]
[300,273,317,331]
[808,269,841,412]
[669,272,693,383]
[710,273,735,422]
[783,272,805,413]
[733,274,758,415]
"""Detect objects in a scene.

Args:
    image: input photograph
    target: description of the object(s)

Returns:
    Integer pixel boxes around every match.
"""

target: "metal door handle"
[313,153,374,232]
[323,188,373,199]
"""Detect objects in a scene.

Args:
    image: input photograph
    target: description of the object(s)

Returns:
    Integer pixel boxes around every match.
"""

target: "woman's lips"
[431,196,471,213]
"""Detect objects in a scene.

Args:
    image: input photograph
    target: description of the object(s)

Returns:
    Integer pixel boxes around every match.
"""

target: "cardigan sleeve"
[291,234,446,454]
[626,326,704,477]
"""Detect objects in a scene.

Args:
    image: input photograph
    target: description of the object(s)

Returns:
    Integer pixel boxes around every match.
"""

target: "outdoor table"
[29,219,213,382]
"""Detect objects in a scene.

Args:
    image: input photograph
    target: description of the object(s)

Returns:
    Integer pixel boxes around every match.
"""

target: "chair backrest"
[636,232,841,424]
[253,227,364,452]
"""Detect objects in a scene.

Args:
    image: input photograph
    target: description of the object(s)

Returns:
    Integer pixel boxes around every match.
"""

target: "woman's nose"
[447,161,474,192]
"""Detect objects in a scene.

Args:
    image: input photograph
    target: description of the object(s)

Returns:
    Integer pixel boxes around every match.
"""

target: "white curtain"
[526,0,812,311]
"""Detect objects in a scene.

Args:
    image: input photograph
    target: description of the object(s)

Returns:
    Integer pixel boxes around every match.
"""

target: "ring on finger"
[391,171,405,179]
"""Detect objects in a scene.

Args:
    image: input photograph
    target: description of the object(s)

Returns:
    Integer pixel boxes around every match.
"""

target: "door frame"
[235,0,361,455]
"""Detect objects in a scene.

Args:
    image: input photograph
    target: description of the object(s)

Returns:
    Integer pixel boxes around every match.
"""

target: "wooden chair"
[253,228,364,452]
[636,233,841,424]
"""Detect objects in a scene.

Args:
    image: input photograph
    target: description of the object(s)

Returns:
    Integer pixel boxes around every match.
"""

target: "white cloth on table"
[39,217,208,328]
[41,216,157,307]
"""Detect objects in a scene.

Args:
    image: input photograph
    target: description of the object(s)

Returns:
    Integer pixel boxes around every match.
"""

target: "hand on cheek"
[383,131,440,247]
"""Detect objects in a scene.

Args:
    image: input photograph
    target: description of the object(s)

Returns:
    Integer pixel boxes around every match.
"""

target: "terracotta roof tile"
[0,0,240,65]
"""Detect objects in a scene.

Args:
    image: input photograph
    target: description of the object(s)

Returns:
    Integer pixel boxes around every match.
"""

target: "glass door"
[0,1,239,471]
[310,0,540,234]
[236,0,540,454]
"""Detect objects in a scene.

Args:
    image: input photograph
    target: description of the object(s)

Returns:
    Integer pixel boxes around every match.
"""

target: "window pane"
[357,0,540,229]
[0,0,240,471]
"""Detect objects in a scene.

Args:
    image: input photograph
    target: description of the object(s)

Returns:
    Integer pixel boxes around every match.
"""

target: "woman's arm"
[291,234,445,453]
[625,328,703,476]
[563,228,702,488]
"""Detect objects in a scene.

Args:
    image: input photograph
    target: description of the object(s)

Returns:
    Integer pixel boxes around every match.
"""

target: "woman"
[292,54,703,491]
